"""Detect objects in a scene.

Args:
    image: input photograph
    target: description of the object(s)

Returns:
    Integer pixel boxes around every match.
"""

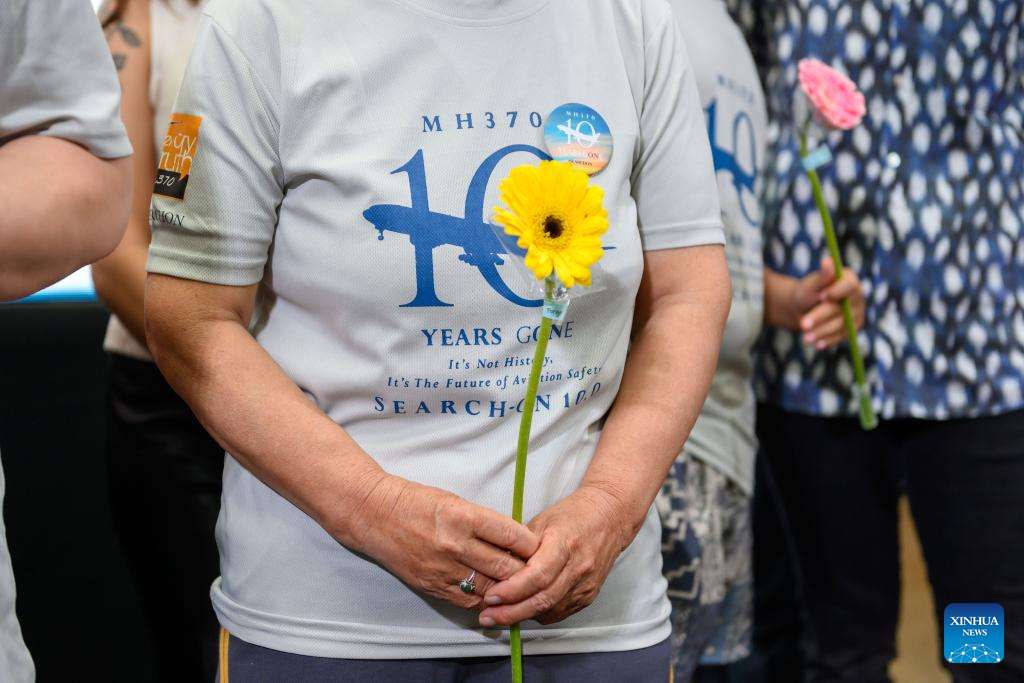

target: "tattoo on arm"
[104,21,142,71]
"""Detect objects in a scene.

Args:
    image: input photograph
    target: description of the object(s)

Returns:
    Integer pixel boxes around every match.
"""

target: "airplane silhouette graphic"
[363,145,613,309]
[362,202,533,307]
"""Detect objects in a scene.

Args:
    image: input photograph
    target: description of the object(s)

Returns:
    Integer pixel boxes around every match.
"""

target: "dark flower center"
[543,215,565,239]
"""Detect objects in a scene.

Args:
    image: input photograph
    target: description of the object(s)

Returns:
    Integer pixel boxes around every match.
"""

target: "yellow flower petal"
[492,160,610,288]
[552,253,576,288]
[525,248,553,279]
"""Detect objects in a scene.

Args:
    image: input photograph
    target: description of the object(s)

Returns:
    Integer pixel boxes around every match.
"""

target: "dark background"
[0,303,157,681]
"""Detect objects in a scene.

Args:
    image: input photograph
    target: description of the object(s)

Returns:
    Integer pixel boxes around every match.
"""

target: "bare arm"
[145,275,388,540]
[0,137,131,301]
[92,0,155,344]
[480,244,731,626]
[145,274,540,611]
[585,244,731,530]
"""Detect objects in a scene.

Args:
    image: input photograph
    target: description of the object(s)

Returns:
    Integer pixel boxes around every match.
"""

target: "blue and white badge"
[544,103,613,175]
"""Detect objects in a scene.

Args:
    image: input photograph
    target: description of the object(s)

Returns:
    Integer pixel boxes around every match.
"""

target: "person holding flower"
[658,1,866,681]
[726,1,1024,680]
[142,0,731,679]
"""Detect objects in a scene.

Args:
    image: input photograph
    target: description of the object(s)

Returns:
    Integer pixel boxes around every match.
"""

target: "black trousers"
[748,404,1024,683]
[106,354,223,682]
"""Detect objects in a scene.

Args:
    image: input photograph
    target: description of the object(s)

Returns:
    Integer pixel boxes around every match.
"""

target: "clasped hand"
[351,476,629,626]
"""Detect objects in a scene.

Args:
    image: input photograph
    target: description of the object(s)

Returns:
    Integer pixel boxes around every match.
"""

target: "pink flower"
[798,58,866,130]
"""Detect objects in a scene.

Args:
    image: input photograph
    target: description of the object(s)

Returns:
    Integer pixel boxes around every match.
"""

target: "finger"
[802,255,836,291]
[795,265,829,308]
[536,580,602,625]
[479,564,576,627]
[442,565,497,611]
[800,301,841,333]
[479,535,569,608]
[536,593,592,625]
[808,316,845,345]
[822,272,859,302]
[820,255,837,281]
[853,302,866,329]
[457,539,527,582]
[472,508,541,560]
[816,331,847,349]
[806,323,847,350]
[805,256,834,288]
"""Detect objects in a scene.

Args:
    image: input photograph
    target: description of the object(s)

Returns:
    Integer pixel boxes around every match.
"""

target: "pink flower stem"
[799,129,878,430]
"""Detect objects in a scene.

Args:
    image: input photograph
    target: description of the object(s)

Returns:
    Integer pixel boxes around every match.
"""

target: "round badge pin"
[543,103,613,175]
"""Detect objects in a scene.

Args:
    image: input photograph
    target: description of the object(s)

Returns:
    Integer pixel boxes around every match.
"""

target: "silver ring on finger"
[458,570,477,594]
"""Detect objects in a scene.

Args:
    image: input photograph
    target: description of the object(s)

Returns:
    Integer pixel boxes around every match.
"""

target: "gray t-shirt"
[0,0,131,158]
[148,0,724,659]
[669,0,767,493]
[0,2,130,680]
[0,464,30,683]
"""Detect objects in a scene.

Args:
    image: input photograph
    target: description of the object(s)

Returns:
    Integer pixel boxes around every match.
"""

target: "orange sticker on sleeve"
[153,113,202,200]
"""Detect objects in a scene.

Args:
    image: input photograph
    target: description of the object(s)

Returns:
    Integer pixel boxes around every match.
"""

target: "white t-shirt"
[669,0,766,493]
[104,0,207,361]
[1,2,130,680]
[148,0,724,659]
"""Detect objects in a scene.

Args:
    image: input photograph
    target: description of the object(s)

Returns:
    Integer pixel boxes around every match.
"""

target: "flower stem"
[510,277,556,683]
[800,130,878,430]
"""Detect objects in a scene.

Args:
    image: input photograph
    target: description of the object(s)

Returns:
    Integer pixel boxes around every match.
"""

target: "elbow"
[57,149,134,266]
[0,150,134,302]
[144,275,257,378]
[142,273,193,370]
[83,157,134,265]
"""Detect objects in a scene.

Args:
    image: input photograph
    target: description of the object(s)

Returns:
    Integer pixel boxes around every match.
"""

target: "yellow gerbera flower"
[493,160,609,288]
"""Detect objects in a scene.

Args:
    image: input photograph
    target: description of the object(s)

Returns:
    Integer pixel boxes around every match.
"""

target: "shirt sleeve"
[146,13,283,286]
[631,0,725,251]
[0,0,131,158]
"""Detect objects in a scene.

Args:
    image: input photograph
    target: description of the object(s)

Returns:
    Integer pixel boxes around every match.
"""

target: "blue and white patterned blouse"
[727,0,1024,419]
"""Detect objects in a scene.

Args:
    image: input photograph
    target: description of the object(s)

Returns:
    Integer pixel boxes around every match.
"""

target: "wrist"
[784,283,806,331]
[576,481,647,551]
[319,465,400,552]
[765,272,804,331]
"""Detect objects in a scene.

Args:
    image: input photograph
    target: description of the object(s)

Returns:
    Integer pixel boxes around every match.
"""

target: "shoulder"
[594,0,675,31]
[189,0,307,101]
[617,0,678,34]
[584,0,677,63]
[202,0,301,35]
[200,0,298,62]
